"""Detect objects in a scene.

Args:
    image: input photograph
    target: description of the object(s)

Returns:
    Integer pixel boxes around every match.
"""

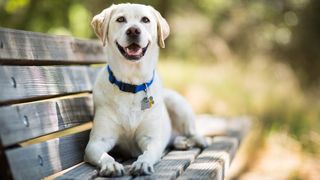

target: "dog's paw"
[173,135,208,150]
[99,161,125,177]
[173,136,193,150]
[191,135,208,149]
[129,161,154,176]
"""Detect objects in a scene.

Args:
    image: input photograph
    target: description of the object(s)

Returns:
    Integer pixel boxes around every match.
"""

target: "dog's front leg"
[129,136,163,176]
[84,110,124,177]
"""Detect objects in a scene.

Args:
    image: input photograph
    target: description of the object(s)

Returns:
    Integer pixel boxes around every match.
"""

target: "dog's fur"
[85,3,207,177]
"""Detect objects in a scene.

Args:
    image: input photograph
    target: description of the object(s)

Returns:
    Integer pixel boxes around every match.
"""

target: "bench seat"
[0,28,250,180]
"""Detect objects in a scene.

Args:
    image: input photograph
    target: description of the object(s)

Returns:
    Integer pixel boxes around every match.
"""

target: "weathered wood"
[177,137,239,180]
[134,148,201,180]
[5,130,90,180]
[54,149,201,180]
[0,66,101,104]
[0,95,93,147]
[0,28,107,65]
[54,163,99,180]
[94,175,132,180]
[52,137,240,180]
[49,117,251,180]
[54,163,132,180]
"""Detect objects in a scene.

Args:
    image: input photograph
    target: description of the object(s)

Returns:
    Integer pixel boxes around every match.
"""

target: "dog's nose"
[126,26,141,37]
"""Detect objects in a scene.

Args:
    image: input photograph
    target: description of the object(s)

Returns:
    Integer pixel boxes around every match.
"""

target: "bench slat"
[134,148,200,180]
[0,95,93,147]
[5,130,90,180]
[51,117,250,180]
[0,28,107,65]
[0,66,101,104]
[54,163,132,180]
[53,139,237,180]
[54,149,201,180]
[177,136,239,180]
[54,163,98,180]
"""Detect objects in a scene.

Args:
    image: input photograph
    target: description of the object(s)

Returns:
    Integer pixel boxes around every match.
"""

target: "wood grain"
[5,130,90,180]
[0,66,101,104]
[54,162,132,180]
[0,95,93,147]
[177,137,239,180]
[49,117,251,180]
[134,148,200,180]
[54,163,99,180]
[54,148,201,180]
[0,28,107,65]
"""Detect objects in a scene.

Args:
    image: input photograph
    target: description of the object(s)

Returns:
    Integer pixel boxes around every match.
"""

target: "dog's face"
[92,4,170,62]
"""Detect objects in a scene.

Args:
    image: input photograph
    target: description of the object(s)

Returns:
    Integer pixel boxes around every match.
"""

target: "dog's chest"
[113,92,146,132]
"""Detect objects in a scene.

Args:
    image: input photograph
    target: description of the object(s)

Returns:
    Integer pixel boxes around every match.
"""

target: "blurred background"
[1,0,319,179]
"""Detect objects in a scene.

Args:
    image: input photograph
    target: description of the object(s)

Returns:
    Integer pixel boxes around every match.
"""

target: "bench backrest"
[0,28,105,180]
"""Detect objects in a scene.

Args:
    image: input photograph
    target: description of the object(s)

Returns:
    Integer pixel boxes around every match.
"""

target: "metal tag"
[141,96,154,110]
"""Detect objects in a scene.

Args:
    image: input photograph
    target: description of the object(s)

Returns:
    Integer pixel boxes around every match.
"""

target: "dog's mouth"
[116,42,149,61]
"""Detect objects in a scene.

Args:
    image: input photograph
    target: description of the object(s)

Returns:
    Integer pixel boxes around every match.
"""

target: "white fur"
[85,3,207,177]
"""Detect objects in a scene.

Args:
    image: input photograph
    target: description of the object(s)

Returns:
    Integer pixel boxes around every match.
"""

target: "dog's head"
[91,3,169,62]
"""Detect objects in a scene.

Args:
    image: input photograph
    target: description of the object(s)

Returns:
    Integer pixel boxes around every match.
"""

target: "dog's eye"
[141,17,150,23]
[116,16,126,23]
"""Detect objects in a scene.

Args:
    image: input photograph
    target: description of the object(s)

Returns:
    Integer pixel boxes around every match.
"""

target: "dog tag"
[141,96,154,110]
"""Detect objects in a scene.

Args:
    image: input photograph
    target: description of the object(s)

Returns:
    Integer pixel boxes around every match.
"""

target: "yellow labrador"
[85,3,207,177]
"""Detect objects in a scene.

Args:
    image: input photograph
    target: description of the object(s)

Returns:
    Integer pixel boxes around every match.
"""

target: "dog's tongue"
[125,44,142,56]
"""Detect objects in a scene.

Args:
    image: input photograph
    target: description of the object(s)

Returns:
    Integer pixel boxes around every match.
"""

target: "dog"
[84,3,207,177]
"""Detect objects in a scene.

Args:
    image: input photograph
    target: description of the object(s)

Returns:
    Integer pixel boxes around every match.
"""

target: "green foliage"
[4,0,30,13]
[68,4,91,37]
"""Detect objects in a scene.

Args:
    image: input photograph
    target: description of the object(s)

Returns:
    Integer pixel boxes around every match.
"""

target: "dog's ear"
[150,7,170,48]
[91,5,116,46]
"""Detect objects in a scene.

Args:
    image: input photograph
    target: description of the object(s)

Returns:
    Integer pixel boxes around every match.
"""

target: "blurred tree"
[0,0,169,37]
[280,0,320,89]
[0,0,319,89]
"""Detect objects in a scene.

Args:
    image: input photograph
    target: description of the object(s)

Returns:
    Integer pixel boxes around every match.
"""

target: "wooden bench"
[0,28,250,180]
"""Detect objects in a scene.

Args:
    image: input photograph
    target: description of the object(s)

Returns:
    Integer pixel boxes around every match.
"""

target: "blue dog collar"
[107,66,154,93]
